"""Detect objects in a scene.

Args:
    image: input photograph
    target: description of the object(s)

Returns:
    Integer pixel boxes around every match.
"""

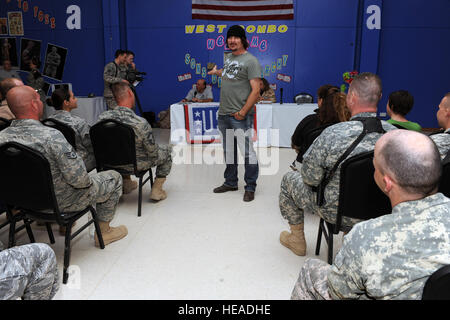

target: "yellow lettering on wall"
[206,24,215,33]
[217,25,227,33]
[195,25,205,33]
[246,25,256,33]
[267,25,276,33]
[278,25,288,33]
[185,25,195,34]
[257,25,267,33]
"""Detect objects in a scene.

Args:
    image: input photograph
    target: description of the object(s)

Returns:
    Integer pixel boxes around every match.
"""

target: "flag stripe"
[192,13,293,21]
[192,0,294,21]
[193,0,293,4]
[192,4,293,11]
[192,9,293,16]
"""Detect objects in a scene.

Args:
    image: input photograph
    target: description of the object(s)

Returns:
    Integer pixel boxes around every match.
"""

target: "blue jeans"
[218,115,259,192]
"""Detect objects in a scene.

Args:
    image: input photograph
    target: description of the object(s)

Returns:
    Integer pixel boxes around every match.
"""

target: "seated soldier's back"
[97,106,157,171]
[0,119,92,208]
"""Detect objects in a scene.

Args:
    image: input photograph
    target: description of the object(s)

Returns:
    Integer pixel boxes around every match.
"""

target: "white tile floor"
[0,129,343,300]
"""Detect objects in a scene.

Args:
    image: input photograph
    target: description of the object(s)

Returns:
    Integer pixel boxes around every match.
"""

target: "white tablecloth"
[170,102,317,147]
[45,97,107,125]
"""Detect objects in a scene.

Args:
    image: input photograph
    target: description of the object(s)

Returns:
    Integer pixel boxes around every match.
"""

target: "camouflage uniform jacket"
[301,112,396,224]
[103,61,127,98]
[97,106,158,171]
[0,119,93,210]
[48,110,96,171]
[430,128,450,159]
[328,193,450,300]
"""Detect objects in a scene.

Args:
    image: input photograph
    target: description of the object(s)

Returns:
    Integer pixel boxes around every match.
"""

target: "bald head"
[375,130,442,197]
[6,85,43,120]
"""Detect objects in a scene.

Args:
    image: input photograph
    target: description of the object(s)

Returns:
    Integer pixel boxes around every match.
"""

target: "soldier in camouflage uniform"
[279,73,396,256]
[0,86,128,247]
[47,88,96,172]
[0,243,59,300]
[430,92,450,159]
[97,82,172,201]
[103,50,128,110]
[292,129,450,300]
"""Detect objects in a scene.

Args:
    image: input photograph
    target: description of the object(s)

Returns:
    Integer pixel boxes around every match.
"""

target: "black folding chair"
[90,119,153,217]
[42,118,77,150]
[294,92,314,104]
[296,124,333,163]
[315,150,392,264]
[438,149,450,197]
[0,142,105,284]
[0,117,11,132]
[422,265,450,300]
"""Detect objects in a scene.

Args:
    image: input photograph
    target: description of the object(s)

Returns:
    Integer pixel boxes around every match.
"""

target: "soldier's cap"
[226,25,247,41]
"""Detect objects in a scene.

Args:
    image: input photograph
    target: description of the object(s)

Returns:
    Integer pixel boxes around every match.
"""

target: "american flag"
[192,0,294,21]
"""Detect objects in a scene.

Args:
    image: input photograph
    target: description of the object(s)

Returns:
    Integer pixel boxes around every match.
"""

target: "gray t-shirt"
[219,51,261,115]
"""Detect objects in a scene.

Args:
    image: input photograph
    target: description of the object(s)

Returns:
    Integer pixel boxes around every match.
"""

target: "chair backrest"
[294,92,314,104]
[336,150,391,230]
[90,119,138,172]
[439,150,450,197]
[0,117,11,132]
[297,124,332,163]
[422,265,450,300]
[42,118,77,150]
[0,142,59,214]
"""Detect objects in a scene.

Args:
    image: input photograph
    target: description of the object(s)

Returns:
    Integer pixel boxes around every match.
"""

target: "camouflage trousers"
[0,243,59,300]
[291,258,332,300]
[279,170,360,227]
[104,97,118,110]
[279,170,316,225]
[140,144,173,178]
[60,170,122,222]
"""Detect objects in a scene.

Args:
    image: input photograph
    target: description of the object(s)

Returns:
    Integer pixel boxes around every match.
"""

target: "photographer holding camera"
[103,49,129,110]
[124,50,146,84]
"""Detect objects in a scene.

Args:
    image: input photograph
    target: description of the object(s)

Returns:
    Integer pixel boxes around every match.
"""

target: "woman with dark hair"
[46,88,96,171]
[258,78,276,103]
[291,84,341,164]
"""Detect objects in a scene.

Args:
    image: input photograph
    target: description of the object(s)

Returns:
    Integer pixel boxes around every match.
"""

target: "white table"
[170,102,317,147]
[45,97,107,125]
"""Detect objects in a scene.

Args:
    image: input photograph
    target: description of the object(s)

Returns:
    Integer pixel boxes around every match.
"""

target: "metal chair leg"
[326,223,334,265]
[91,208,105,249]
[63,221,73,284]
[24,219,35,243]
[46,222,55,244]
[315,218,324,256]
[138,175,143,217]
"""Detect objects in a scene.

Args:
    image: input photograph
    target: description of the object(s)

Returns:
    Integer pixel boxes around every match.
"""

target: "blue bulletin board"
[1,0,449,128]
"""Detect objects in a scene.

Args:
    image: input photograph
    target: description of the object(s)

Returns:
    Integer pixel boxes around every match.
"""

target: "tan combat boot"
[150,177,167,201]
[122,175,137,194]
[280,223,306,256]
[95,221,128,247]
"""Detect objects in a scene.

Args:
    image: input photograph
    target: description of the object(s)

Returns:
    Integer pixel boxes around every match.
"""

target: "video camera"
[126,69,147,83]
